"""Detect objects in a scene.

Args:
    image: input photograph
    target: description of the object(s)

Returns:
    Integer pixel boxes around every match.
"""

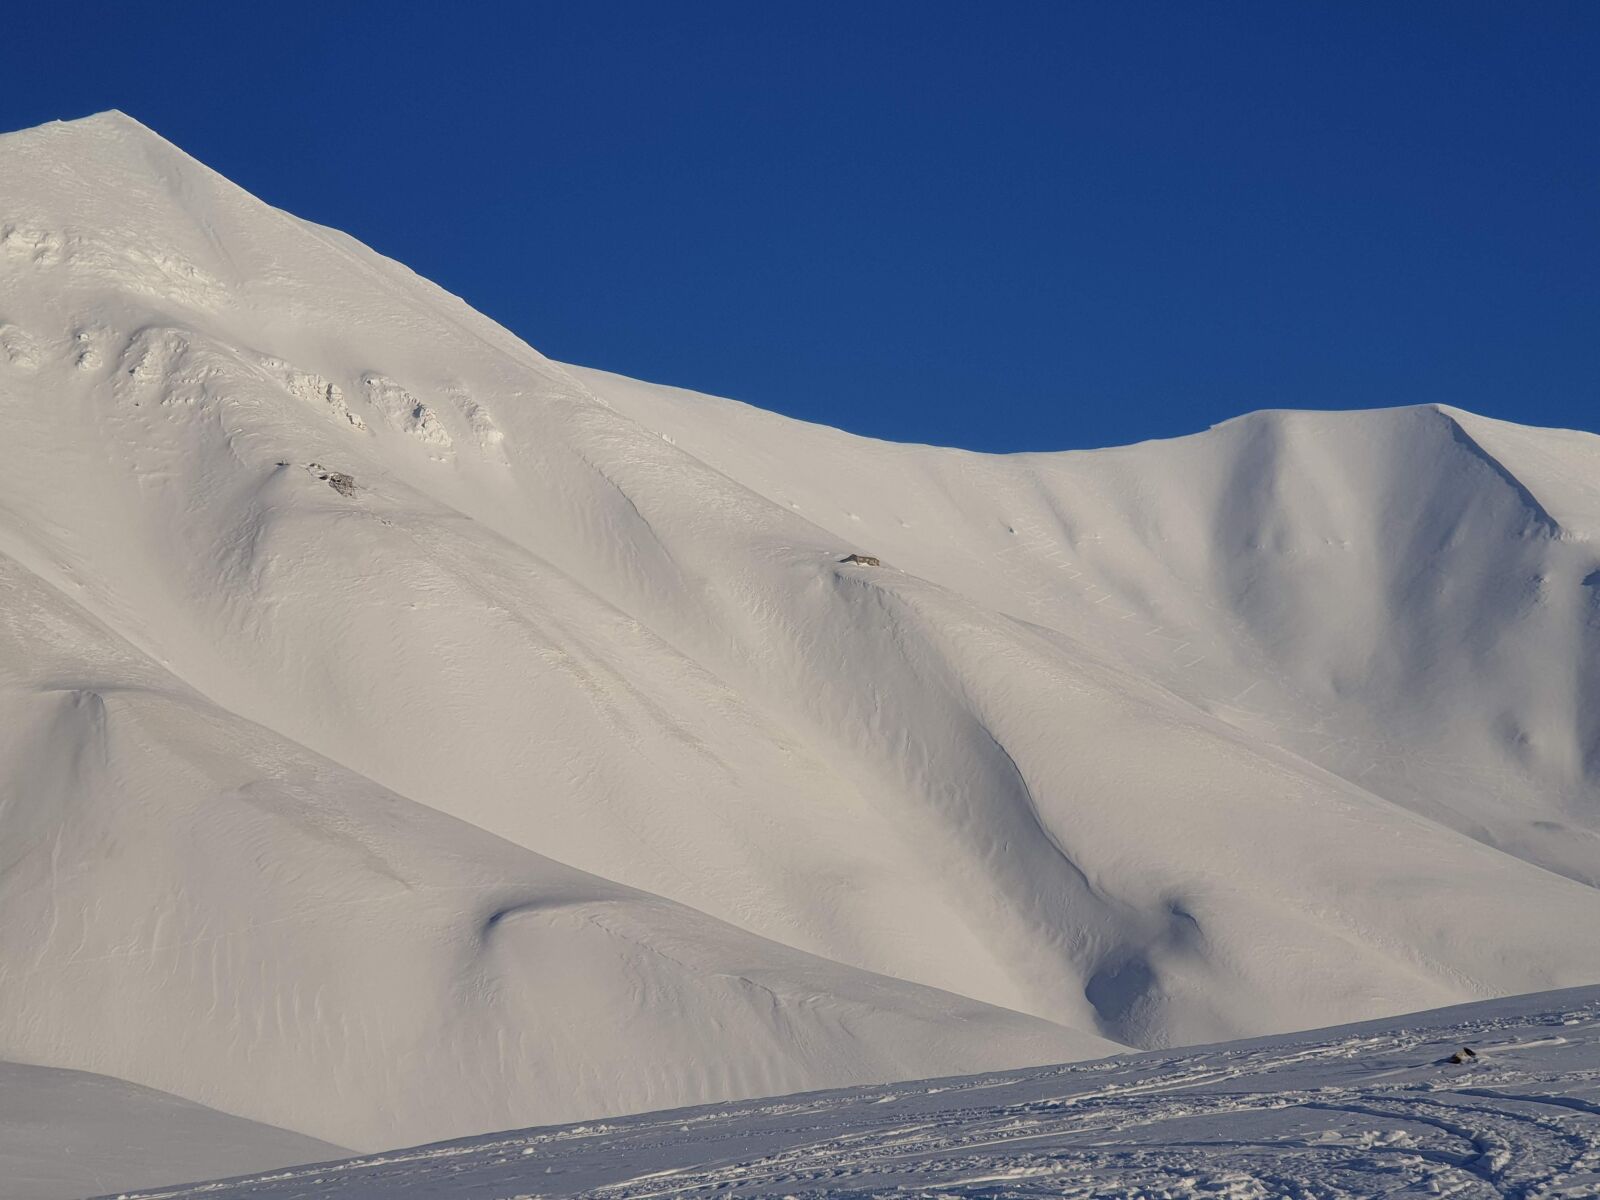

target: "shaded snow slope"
[0,109,1598,1165]
[111,985,1600,1199]
[0,1060,343,1200]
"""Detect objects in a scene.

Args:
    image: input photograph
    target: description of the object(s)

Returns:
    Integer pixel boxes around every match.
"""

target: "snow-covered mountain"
[1,110,1597,1176]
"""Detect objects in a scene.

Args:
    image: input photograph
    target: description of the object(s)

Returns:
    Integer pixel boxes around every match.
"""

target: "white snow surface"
[1,109,1600,1180]
[105,985,1600,1199]
[0,1059,342,1200]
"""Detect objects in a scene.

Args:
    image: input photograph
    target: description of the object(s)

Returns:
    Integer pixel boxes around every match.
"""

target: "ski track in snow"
[114,988,1600,1199]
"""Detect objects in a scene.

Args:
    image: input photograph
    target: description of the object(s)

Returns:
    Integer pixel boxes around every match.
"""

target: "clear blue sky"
[3,3,1594,452]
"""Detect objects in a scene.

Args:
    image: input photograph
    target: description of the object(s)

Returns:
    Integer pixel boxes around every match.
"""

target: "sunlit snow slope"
[1,110,1598,1167]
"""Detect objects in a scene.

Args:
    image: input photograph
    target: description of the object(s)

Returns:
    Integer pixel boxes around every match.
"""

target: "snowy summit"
[0,112,1597,1197]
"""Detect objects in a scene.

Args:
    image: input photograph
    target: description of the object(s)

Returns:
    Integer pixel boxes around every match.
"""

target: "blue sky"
[3,2,1594,452]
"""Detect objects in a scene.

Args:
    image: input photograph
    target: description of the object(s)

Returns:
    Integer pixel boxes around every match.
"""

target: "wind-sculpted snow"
[111,987,1600,1199]
[1,110,1599,1183]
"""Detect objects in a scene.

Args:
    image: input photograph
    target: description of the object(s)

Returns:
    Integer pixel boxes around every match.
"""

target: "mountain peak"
[0,110,232,232]
[1,108,182,159]
[62,108,151,132]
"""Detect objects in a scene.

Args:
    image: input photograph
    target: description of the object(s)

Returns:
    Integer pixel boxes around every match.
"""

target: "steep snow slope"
[578,370,1600,889]
[0,1060,342,1200]
[109,985,1600,1200]
[1,109,1598,1163]
[0,552,1103,1153]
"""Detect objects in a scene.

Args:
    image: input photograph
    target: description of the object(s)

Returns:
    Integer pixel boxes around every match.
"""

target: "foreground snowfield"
[112,985,1600,1199]
[2,109,1600,1189]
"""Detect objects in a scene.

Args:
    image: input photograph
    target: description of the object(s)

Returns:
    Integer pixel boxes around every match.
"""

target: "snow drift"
[0,111,1597,1163]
